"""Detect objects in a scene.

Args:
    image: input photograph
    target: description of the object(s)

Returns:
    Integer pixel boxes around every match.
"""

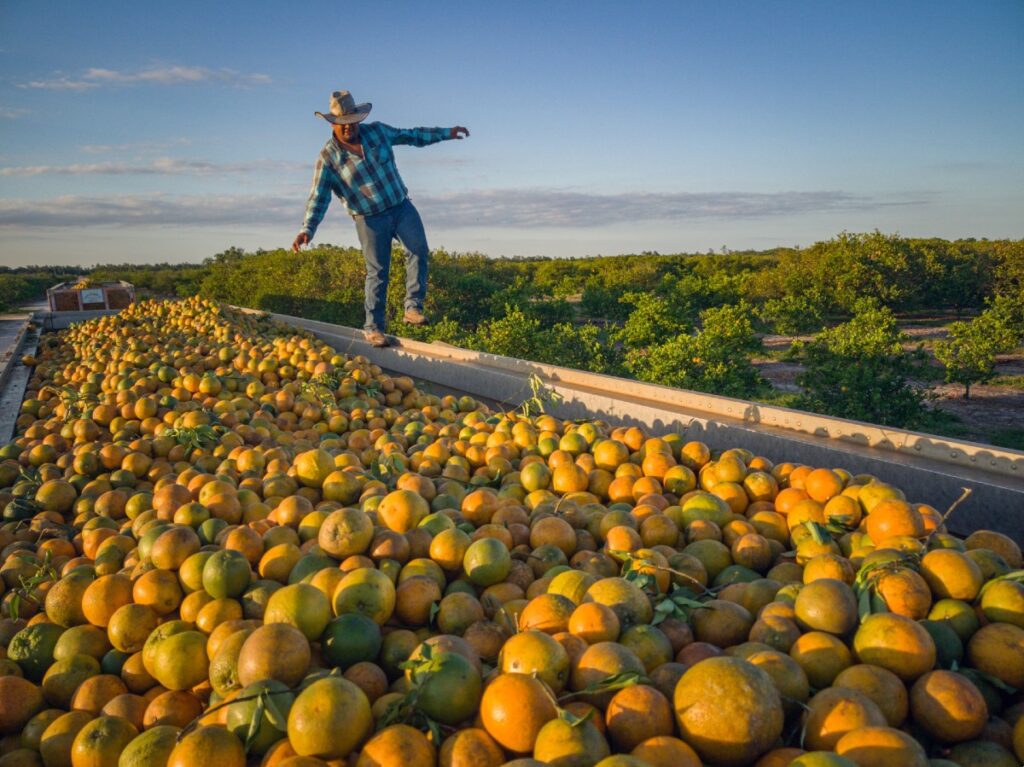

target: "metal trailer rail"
[12,309,1024,539]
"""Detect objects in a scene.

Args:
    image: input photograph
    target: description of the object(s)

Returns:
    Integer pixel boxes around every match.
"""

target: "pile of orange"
[0,297,1022,767]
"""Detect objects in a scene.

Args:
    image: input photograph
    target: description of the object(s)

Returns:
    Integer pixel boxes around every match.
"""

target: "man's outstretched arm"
[381,124,470,147]
[293,157,333,251]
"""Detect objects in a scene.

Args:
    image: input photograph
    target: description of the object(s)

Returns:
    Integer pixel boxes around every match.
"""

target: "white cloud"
[0,106,30,119]
[416,189,928,228]
[0,158,305,177]
[79,138,192,154]
[0,188,926,231]
[18,65,272,90]
[0,193,297,228]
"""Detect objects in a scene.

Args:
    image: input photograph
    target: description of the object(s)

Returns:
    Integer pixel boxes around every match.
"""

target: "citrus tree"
[792,299,931,427]
[935,295,1023,398]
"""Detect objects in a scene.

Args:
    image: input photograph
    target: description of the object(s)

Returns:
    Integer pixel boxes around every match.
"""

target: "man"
[292,90,469,347]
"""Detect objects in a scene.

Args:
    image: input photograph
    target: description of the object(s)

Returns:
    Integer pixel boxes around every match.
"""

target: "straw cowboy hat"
[315,90,372,125]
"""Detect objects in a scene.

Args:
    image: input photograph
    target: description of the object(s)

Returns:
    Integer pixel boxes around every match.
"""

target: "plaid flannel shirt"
[300,122,451,235]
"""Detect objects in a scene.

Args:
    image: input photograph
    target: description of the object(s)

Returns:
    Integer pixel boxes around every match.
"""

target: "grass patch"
[990,428,1024,451]
[990,375,1024,390]
[754,391,803,409]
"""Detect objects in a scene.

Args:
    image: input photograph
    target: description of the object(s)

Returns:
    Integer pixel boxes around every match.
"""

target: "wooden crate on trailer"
[47,280,135,312]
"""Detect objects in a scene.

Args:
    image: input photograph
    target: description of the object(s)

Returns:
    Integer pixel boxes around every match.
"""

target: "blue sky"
[1,0,1022,266]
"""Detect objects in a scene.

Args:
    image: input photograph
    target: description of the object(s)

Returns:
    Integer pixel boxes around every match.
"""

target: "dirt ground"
[752,324,1024,446]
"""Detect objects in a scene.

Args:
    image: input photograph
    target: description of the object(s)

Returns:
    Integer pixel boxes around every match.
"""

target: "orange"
[69,674,128,715]
[149,525,201,570]
[42,655,100,709]
[691,599,754,649]
[801,686,887,751]
[263,583,331,641]
[355,724,435,767]
[533,717,610,766]
[570,641,646,709]
[865,500,924,543]
[107,604,158,654]
[568,602,621,644]
[909,669,987,743]
[872,568,931,620]
[834,726,928,767]
[167,725,245,767]
[407,650,482,726]
[100,693,148,731]
[552,463,589,494]
[81,574,134,628]
[584,577,654,627]
[605,684,674,751]
[629,736,702,767]
[0,675,45,734]
[822,495,861,529]
[429,527,472,571]
[143,689,204,729]
[518,594,575,635]
[40,709,93,767]
[438,728,504,767]
[376,489,430,533]
[395,576,443,627]
[530,516,577,557]
[462,538,512,588]
[793,578,858,636]
[333,567,397,625]
[70,714,138,767]
[966,622,1024,689]
[746,650,811,715]
[237,623,311,689]
[804,468,844,503]
[833,664,908,727]
[286,676,371,759]
[143,624,208,691]
[963,529,1022,568]
[852,613,936,682]
[292,448,335,488]
[479,673,558,754]
[117,725,180,767]
[789,631,854,689]
[498,630,570,692]
[673,657,784,767]
[43,571,93,628]
[132,569,183,616]
[980,579,1024,628]
[919,549,984,601]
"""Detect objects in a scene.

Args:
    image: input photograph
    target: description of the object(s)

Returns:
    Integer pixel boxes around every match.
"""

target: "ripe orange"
[673,657,784,767]
[167,724,245,767]
[865,499,924,543]
[834,726,928,767]
[605,684,674,752]
[70,714,138,767]
[438,728,505,767]
[909,669,987,743]
[498,630,570,692]
[287,676,372,759]
[479,673,558,754]
[355,724,436,767]
[804,468,844,503]
[852,613,936,682]
[801,686,887,751]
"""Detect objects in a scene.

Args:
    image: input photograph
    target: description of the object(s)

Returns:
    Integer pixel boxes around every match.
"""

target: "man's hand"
[449,126,470,140]
[292,232,310,252]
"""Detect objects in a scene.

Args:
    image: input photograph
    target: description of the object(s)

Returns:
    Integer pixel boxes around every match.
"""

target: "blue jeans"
[353,198,429,332]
